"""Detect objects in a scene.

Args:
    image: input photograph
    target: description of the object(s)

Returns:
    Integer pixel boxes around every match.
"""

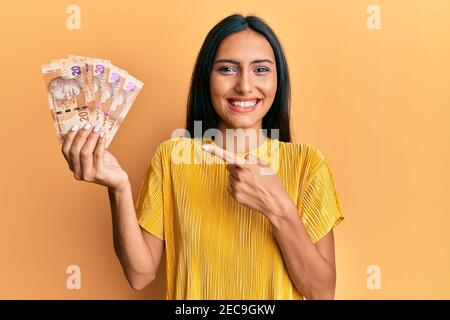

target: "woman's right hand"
[61,122,129,190]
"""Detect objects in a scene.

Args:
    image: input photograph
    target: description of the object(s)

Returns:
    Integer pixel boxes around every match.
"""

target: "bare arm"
[268,199,336,300]
[61,122,164,290]
[108,180,164,290]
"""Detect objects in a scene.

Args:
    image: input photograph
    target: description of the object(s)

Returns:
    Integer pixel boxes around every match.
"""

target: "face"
[210,29,277,132]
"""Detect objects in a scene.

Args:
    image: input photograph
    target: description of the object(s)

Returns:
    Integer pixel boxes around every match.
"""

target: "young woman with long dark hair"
[61,14,345,300]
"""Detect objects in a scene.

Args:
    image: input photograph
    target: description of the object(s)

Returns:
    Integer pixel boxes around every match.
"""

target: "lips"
[226,98,261,113]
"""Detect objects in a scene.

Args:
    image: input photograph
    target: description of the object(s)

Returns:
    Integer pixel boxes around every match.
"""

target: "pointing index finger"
[202,144,246,164]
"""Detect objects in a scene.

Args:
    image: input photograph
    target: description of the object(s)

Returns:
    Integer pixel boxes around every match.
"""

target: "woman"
[61,14,345,300]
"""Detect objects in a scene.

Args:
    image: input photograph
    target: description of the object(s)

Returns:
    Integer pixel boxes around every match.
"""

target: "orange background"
[1,0,449,299]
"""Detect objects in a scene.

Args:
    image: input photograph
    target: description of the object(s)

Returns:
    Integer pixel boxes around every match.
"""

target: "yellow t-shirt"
[135,136,345,299]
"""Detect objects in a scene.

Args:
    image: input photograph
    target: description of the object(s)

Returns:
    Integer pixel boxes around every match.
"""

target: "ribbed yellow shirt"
[134,136,345,299]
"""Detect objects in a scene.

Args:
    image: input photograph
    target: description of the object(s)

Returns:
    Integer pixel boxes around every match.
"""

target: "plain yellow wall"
[1,0,449,299]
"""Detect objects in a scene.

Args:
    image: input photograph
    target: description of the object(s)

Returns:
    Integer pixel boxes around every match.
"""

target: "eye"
[218,66,236,73]
[255,67,269,73]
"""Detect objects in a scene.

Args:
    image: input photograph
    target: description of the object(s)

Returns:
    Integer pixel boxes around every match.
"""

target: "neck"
[214,122,266,154]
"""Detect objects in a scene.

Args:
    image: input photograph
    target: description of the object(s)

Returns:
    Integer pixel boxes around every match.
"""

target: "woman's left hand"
[202,144,293,218]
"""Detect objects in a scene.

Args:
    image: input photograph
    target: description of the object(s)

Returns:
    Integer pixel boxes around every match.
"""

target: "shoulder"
[275,140,335,186]
[277,140,327,168]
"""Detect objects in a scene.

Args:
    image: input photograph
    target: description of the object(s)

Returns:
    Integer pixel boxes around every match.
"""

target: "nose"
[234,72,252,94]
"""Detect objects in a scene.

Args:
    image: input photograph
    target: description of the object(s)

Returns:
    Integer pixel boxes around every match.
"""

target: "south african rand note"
[41,63,90,143]
[99,64,127,129]
[68,55,111,125]
[53,57,93,106]
[56,57,95,124]
[68,56,96,123]
[104,76,144,148]
[92,58,111,124]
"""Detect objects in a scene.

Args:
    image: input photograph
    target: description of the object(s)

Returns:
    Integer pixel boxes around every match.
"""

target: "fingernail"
[83,122,92,130]
[100,131,105,138]
[202,145,210,151]
[93,123,100,133]
[70,124,79,132]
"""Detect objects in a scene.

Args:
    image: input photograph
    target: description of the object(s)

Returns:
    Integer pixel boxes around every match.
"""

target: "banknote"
[41,62,91,143]
[92,58,111,123]
[68,55,105,124]
[67,55,96,122]
[42,55,143,148]
[99,64,128,129]
[56,57,96,122]
[67,55,113,124]
[103,75,144,147]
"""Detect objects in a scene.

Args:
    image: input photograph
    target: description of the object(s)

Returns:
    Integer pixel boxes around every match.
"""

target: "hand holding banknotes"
[61,122,129,189]
[42,55,144,188]
[42,54,143,148]
[44,55,162,291]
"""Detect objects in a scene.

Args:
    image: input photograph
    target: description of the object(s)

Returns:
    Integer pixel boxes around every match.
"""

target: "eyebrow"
[213,58,274,65]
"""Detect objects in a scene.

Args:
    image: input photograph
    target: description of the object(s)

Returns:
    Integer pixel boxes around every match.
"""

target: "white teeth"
[229,99,259,108]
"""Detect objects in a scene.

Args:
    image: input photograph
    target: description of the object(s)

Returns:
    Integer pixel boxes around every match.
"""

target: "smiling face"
[210,28,277,133]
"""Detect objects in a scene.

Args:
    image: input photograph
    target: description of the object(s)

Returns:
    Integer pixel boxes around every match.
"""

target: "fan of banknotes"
[41,55,144,148]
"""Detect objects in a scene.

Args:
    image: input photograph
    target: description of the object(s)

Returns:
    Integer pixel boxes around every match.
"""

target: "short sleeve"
[299,157,345,243]
[134,145,166,241]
